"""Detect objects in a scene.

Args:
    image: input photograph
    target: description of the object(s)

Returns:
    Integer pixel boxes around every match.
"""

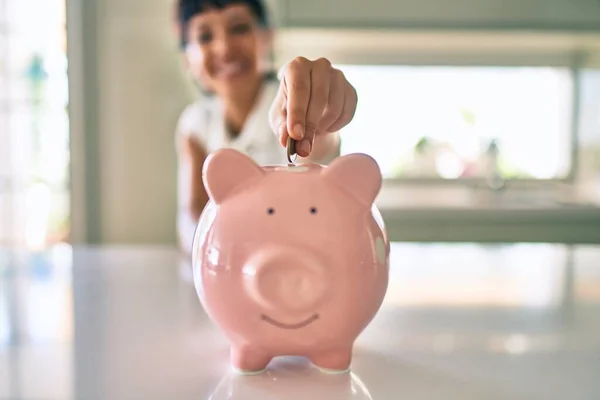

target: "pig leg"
[310,347,352,374]
[230,346,271,375]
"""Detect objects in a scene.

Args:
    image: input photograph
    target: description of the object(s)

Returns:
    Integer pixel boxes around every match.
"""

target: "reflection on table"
[208,356,372,400]
[1,243,600,399]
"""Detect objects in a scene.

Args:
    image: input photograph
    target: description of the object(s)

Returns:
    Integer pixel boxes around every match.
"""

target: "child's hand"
[269,57,357,158]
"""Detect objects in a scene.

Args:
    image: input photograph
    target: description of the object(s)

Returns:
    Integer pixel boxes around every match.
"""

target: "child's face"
[183,4,270,96]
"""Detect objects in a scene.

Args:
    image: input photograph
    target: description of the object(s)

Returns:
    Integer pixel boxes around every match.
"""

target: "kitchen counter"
[1,243,600,399]
[376,184,600,243]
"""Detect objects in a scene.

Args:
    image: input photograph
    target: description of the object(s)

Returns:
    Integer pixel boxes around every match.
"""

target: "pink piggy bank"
[191,148,390,375]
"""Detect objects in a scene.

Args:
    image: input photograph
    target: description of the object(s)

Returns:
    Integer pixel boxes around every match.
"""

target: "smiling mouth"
[215,62,246,79]
[260,314,319,329]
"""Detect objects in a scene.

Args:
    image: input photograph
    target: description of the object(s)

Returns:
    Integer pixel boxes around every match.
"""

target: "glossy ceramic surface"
[1,243,600,399]
[191,149,390,374]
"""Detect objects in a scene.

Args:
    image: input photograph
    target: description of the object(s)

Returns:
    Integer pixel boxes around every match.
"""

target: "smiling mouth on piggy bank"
[260,313,319,329]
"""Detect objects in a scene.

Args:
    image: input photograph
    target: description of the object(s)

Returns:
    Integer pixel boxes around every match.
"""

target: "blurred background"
[1,0,600,249]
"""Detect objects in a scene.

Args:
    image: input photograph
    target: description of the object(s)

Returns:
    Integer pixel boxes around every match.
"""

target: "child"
[174,0,358,254]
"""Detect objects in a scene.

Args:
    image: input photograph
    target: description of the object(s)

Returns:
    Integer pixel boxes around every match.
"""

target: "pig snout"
[243,248,329,312]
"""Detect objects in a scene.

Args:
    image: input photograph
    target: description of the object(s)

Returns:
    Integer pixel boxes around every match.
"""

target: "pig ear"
[202,148,264,204]
[322,153,382,207]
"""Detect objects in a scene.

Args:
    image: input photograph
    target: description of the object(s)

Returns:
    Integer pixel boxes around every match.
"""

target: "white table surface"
[1,243,599,400]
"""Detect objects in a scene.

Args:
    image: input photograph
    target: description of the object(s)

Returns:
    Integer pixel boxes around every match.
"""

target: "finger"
[317,69,345,133]
[296,58,331,156]
[275,109,289,147]
[284,57,312,141]
[327,83,358,133]
[269,86,289,147]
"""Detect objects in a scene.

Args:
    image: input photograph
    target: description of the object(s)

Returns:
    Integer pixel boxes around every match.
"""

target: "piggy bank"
[191,148,390,375]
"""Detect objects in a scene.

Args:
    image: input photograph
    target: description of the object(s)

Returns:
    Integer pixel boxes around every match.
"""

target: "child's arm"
[176,134,209,256]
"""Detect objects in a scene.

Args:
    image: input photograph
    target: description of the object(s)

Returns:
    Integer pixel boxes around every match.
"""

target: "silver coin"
[286,137,297,164]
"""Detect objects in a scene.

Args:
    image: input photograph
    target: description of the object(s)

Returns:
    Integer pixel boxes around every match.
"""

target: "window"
[578,69,600,179]
[337,65,575,181]
[0,0,69,248]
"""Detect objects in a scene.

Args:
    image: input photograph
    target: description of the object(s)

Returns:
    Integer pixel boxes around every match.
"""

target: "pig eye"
[310,207,317,214]
[267,207,275,215]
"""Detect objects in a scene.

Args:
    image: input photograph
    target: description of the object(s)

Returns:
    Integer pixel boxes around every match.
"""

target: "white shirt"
[174,79,287,252]
[175,79,288,166]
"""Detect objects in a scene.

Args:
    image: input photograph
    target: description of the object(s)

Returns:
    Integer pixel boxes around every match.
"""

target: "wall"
[278,0,600,30]
[68,0,195,244]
